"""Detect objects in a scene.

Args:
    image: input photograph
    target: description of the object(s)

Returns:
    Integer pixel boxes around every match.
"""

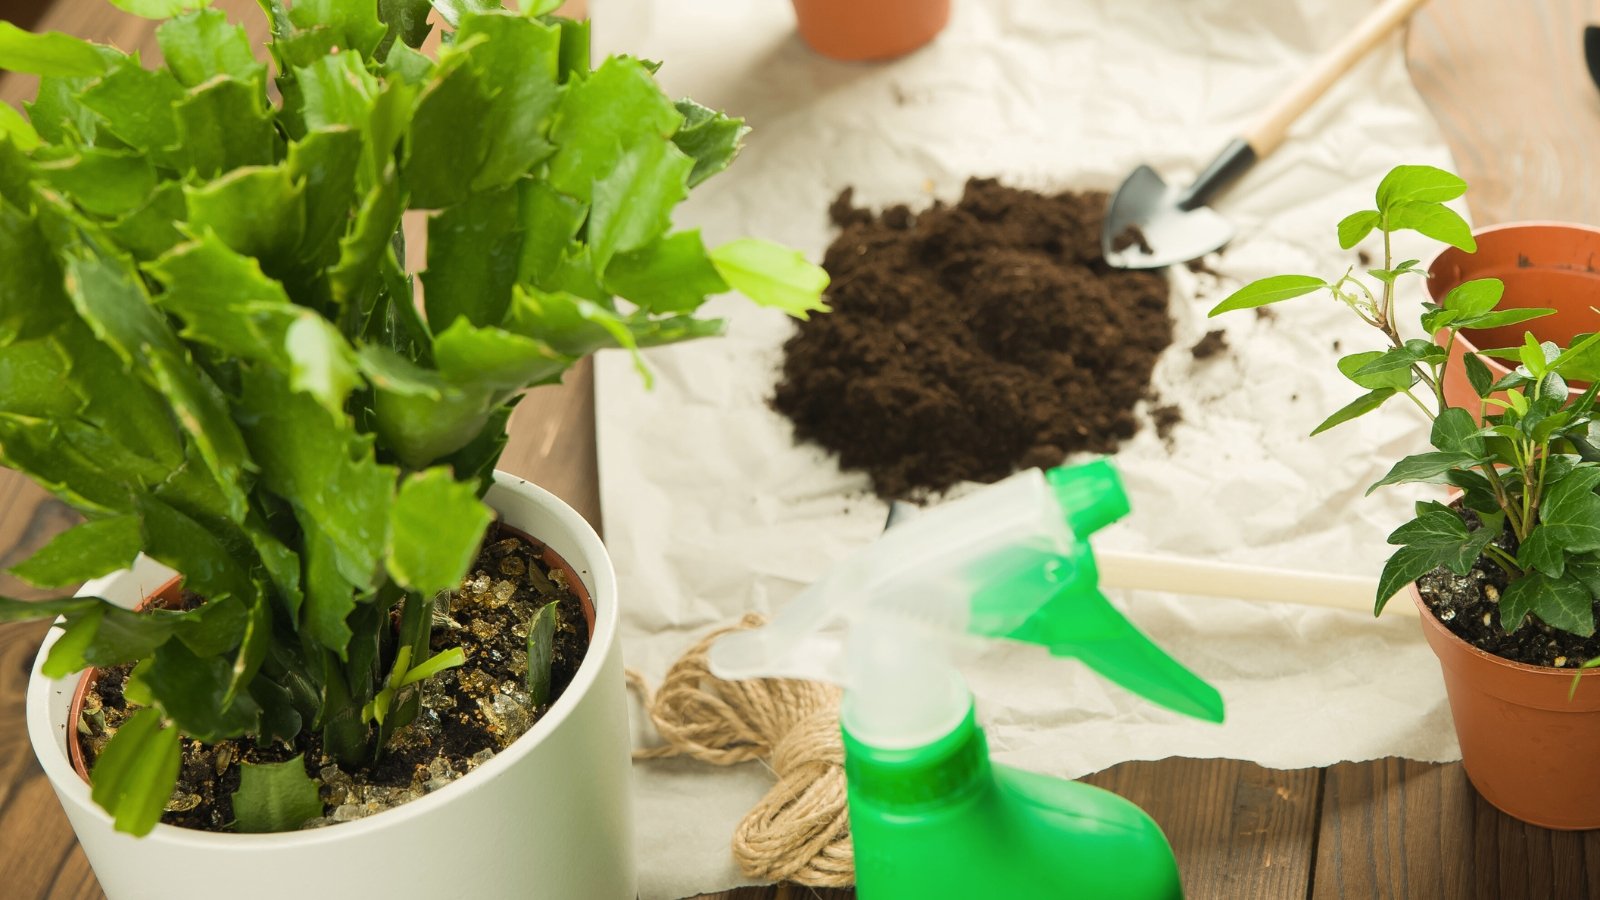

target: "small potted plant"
[1211,164,1600,829]
[0,0,827,897]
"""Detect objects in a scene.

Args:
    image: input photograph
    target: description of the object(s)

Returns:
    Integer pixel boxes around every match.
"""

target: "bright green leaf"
[1375,165,1468,210]
[1386,200,1475,252]
[88,708,181,837]
[1336,210,1379,250]
[0,22,108,77]
[1207,274,1325,316]
[233,756,323,833]
[708,238,829,320]
[386,467,493,599]
[672,99,747,187]
[527,599,558,704]
[11,516,141,589]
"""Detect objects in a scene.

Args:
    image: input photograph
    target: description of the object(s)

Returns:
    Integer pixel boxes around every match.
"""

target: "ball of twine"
[627,614,854,887]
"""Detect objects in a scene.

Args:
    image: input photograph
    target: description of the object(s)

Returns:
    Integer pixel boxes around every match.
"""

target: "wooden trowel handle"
[1243,0,1431,158]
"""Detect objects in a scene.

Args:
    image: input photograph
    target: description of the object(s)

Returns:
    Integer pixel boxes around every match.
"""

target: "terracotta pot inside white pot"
[27,473,635,900]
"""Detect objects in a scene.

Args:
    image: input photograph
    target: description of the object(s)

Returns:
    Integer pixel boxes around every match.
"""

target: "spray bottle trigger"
[1008,587,1225,725]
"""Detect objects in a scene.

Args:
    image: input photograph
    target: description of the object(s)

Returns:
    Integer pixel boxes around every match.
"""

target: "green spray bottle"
[708,460,1224,899]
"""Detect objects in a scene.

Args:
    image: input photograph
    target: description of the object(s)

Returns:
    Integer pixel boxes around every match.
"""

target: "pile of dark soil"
[774,178,1173,499]
[78,521,590,832]
[1417,514,1600,667]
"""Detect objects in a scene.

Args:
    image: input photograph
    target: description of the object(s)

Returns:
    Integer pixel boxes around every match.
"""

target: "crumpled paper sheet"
[592,1,1462,897]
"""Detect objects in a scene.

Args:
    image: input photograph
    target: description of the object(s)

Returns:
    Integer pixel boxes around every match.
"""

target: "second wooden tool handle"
[1243,0,1431,158]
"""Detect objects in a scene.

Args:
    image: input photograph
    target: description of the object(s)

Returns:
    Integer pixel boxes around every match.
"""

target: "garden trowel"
[1102,0,1431,269]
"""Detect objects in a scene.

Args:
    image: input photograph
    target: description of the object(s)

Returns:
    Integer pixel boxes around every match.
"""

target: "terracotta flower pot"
[1412,584,1600,829]
[1430,222,1600,417]
[791,0,951,61]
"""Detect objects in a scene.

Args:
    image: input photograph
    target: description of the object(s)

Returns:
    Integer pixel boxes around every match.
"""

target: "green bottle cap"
[842,705,990,811]
[1045,459,1129,537]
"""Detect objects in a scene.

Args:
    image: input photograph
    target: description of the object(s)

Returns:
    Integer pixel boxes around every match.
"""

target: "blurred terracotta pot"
[792,0,951,61]
[1413,584,1600,829]
[1431,222,1600,416]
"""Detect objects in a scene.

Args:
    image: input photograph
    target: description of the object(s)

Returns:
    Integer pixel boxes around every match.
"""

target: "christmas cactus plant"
[1211,165,1600,639]
[0,0,827,835]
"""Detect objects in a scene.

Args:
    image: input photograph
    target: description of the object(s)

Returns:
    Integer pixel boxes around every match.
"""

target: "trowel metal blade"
[1101,164,1236,270]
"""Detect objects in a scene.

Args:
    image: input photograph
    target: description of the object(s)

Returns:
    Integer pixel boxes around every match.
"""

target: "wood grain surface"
[3,0,1600,898]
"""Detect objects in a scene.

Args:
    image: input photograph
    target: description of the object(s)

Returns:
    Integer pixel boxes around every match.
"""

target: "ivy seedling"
[1213,164,1600,637]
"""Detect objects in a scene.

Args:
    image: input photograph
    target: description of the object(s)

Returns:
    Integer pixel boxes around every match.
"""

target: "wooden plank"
[1082,759,1322,900]
[1314,759,1600,900]
[1405,0,1600,225]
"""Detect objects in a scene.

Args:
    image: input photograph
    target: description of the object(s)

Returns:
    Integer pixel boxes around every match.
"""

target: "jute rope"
[626,614,854,887]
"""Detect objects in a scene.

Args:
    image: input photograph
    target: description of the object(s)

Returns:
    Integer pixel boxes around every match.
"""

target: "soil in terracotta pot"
[75,522,590,831]
[1417,512,1600,667]
[775,179,1174,500]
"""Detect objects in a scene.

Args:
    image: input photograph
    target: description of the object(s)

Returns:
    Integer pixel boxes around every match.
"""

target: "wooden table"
[3,1,1600,898]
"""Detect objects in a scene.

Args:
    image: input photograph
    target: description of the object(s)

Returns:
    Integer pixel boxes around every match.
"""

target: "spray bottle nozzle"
[708,460,1225,747]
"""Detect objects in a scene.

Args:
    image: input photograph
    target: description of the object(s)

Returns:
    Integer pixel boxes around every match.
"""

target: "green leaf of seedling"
[421,184,523,329]
[1368,451,1481,494]
[708,238,830,320]
[78,60,185,163]
[1375,165,1468,210]
[143,638,261,742]
[1310,388,1395,436]
[0,593,103,623]
[107,0,202,17]
[286,315,363,418]
[1518,333,1557,378]
[547,56,682,202]
[0,22,108,76]
[1336,352,1412,391]
[1457,308,1555,331]
[396,646,465,689]
[589,136,694,270]
[287,0,387,59]
[1351,346,1428,383]
[1386,201,1475,252]
[89,708,181,837]
[10,516,141,588]
[1463,352,1494,398]
[1441,278,1503,317]
[386,467,494,599]
[1207,274,1325,316]
[605,230,730,314]
[456,13,562,192]
[1523,468,1600,573]
[1552,331,1600,381]
[0,103,40,151]
[1501,572,1595,635]
[185,165,307,266]
[174,76,276,179]
[403,56,492,209]
[1337,210,1380,249]
[1430,407,1486,456]
[672,99,748,187]
[232,756,323,833]
[1375,546,1437,615]
[527,599,558,705]
[157,9,264,87]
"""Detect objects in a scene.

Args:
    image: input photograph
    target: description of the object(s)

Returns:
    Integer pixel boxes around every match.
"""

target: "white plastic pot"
[26,473,636,900]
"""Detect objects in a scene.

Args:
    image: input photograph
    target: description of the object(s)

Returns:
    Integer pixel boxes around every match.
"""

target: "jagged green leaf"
[386,467,493,598]
[547,56,681,202]
[88,708,181,837]
[233,755,323,832]
[10,516,141,588]
[671,99,747,187]
[606,230,730,314]
[421,184,522,329]
[0,22,108,76]
[157,9,264,87]
[708,238,829,320]
[456,13,562,191]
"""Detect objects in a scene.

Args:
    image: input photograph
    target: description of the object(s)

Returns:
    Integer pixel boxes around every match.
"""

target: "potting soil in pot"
[773,179,1173,499]
[1418,514,1600,667]
[76,523,590,831]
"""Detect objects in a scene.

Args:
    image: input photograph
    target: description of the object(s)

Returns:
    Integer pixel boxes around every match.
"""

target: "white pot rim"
[25,471,618,848]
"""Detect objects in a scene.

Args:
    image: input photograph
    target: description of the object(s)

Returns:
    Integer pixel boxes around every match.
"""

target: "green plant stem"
[1482,542,1524,579]
[1481,464,1526,539]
